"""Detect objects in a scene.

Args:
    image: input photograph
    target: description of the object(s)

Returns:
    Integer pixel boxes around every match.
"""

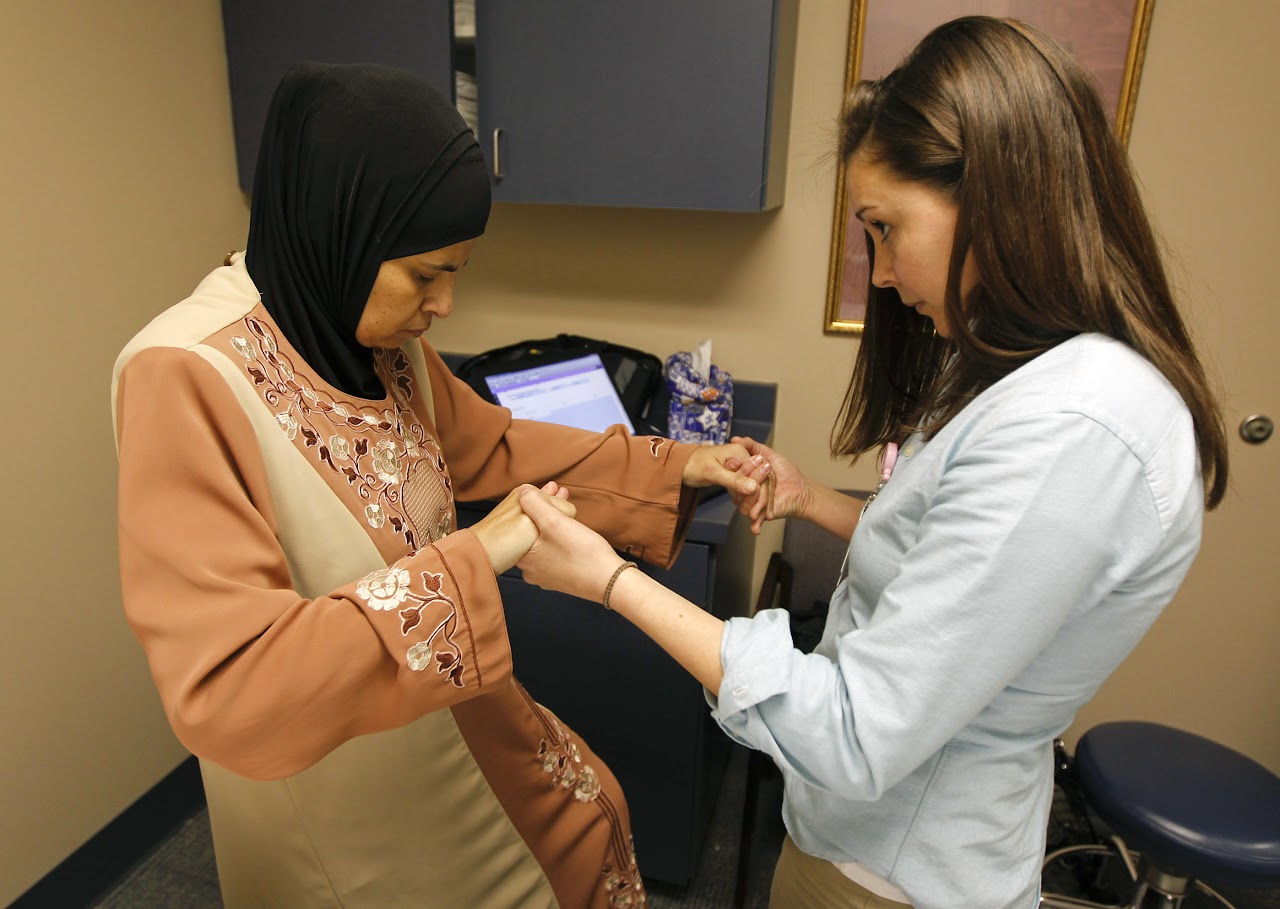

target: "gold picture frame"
[824,0,1156,334]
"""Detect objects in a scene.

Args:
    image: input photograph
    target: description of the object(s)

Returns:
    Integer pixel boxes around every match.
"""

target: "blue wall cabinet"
[476,0,798,210]
[220,0,455,193]
[221,0,797,211]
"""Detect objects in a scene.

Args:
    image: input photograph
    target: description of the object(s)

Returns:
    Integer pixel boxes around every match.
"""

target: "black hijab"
[245,62,491,399]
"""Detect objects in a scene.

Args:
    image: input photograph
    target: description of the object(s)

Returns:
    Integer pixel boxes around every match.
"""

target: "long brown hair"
[830,16,1228,508]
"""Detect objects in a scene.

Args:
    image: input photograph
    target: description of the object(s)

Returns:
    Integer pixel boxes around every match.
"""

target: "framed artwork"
[824,0,1156,334]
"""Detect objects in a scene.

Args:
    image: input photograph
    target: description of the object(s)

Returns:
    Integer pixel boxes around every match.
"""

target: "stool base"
[1041,839,1237,909]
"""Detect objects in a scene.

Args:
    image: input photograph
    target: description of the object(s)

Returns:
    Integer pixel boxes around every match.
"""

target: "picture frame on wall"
[824,0,1156,334]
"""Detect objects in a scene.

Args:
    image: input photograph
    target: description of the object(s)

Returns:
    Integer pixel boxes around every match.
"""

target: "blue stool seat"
[1075,721,1280,891]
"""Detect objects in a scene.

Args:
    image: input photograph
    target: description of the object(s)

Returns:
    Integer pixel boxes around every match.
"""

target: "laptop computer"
[478,351,727,504]
[483,353,636,434]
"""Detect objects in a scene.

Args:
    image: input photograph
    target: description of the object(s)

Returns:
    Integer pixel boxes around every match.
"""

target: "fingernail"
[751,455,764,465]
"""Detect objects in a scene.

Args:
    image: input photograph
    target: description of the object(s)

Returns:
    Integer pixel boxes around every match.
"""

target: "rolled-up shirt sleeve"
[707,411,1169,802]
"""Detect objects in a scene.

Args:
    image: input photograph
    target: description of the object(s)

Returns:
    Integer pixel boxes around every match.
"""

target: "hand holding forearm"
[517,488,726,694]
[681,442,759,497]
[730,437,865,541]
[470,482,573,575]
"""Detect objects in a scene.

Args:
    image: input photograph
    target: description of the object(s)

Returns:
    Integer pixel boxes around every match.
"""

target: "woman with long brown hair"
[514,16,1228,909]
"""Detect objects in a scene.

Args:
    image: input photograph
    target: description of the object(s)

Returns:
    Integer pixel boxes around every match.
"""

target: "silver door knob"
[1239,414,1274,444]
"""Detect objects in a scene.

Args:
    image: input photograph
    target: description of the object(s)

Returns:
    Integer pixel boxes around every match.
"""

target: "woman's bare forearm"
[605,568,726,696]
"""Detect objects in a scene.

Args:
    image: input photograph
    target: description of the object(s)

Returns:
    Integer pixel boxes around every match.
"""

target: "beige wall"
[1065,1,1280,767]
[0,1,250,902]
[2,0,1274,902]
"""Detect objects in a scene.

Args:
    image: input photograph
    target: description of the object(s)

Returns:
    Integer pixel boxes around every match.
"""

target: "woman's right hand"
[730,436,811,532]
[469,482,575,575]
[516,488,627,604]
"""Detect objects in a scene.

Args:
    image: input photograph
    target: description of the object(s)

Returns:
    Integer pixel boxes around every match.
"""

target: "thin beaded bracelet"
[602,561,639,610]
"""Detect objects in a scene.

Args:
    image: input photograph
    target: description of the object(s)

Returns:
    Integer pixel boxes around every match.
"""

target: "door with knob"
[1069,2,1280,772]
[1240,414,1274,445]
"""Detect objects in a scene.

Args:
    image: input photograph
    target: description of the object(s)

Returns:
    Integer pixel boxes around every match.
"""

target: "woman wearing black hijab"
[113,62,754,908]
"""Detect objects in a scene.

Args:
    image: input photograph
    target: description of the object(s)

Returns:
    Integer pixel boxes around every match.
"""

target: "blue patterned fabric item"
[665,351,733,444]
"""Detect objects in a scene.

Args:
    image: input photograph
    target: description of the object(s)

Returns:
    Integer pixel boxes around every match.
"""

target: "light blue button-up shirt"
[709,334,1204,909]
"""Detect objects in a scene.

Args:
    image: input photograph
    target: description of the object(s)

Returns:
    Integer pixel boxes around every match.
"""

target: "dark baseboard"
[9,756,205,909]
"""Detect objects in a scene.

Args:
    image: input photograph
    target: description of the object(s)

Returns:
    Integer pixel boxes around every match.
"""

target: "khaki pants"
[769,835,914,909]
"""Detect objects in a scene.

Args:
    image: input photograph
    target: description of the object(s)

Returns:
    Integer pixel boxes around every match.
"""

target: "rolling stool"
[1041,721,1280,908]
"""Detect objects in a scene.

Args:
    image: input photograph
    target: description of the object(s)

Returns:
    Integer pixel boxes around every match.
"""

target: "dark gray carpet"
[90,809,221,909]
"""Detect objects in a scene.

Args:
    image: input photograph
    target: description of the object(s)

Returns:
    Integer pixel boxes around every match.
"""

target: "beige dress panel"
[190,343,556,909]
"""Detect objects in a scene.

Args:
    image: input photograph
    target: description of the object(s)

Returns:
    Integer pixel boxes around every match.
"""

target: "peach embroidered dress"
[112,253,697,908]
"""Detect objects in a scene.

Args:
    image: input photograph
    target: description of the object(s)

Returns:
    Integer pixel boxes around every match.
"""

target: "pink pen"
[861,441,900,515]
[880,441,900,483]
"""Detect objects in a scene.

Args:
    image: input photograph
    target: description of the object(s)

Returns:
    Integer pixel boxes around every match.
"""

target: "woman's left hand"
[470,481,573,575]
[517,487,627,603]
[681,442,759,497]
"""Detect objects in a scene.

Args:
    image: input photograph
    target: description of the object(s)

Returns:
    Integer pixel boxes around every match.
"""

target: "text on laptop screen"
[484,354,636,434]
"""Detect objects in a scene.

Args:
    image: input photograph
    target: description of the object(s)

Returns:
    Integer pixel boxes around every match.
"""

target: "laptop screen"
[484,353,636,434]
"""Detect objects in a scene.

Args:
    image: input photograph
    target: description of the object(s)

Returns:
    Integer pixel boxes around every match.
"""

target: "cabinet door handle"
[492,128,503,180]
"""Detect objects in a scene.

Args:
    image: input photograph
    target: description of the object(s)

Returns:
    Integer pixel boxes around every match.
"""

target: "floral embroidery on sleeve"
[354,565,466,687]
[355,567,412,611]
